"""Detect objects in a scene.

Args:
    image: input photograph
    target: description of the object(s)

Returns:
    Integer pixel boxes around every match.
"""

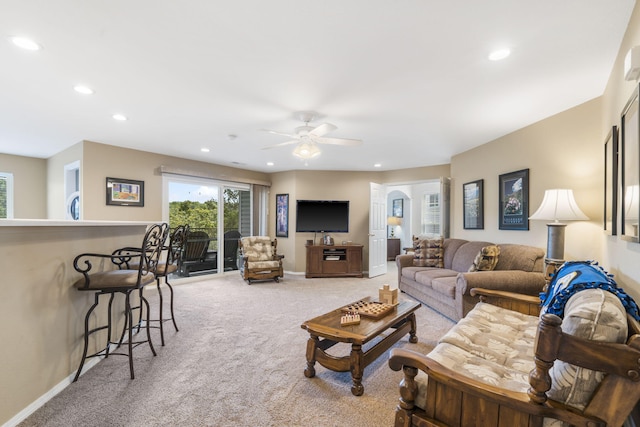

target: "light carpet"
[19,266,454,427]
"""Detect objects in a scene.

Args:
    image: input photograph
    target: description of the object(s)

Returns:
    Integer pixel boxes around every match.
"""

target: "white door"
[369,182,387,278]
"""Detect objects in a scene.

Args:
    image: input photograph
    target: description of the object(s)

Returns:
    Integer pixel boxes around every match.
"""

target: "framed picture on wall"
[106,177,144,207]
[463,179,484,230]
[604,126,618,235]
[621,85,640,242]
[498,169,529,230]
[392,199,403,217]
[276,193,289,237]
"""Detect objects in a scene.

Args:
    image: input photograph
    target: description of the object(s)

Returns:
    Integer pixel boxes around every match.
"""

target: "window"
[0,172,14,219]
[421,192,440,236]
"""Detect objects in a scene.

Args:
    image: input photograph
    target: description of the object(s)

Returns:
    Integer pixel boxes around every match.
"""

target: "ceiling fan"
[261,111,362,159]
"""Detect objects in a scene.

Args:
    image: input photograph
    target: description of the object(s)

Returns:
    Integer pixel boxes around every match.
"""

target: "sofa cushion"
[441,238,468,270]
[468,245,500,272]
[240,236,273,261]
[413,302,538,409]
[401,266,435,282]
[413,237,444,268]
[247,260,281,269]
[495,244,544,272]
[450,241,493,272]
[414,269,457,288]
[546,288,627,411]
[430,276,457,298]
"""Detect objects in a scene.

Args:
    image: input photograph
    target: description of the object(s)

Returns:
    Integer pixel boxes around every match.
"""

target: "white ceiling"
[0,1,635,173]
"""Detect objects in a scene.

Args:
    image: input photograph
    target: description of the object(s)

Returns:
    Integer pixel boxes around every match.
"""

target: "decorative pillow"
[413,237,444,268]
[468,245,500,272]
[546,288,627,412]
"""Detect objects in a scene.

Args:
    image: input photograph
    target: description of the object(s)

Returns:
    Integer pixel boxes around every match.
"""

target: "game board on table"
[341,299,395,319]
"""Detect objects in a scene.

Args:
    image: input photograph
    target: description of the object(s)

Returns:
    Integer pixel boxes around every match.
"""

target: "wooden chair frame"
[389,288,640,427]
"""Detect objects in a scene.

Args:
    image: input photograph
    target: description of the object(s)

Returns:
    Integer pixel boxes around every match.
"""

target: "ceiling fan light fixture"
[10,36,42,51]
[293,141,321,160]
[488,48,511,61]
[74,85,94,95]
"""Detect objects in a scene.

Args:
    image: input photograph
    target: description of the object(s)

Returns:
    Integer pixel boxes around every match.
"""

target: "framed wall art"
[621,85,640,242]
[106,177,144,207]
[276,193,289,237]
[604,126,618,235]
[392,199,403,217]
[498,169,529,230]
[463,179,484,230]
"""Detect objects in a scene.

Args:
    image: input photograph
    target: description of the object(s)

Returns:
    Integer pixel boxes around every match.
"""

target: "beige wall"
[380,164,450,184]
[0,153,47,219]
[601,2,640,299]
[0,223,148,426]
[81,141,270,221]
[47,142,83,220]
[451,98,602,262]
[268,166,451,273]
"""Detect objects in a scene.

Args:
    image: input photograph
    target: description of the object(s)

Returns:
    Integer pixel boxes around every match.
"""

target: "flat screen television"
[296,200,349,232]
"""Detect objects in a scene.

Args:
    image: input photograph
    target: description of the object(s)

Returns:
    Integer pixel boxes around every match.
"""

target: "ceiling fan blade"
[309,123,337,137]
[261,140,299,150]
[261,129,300,139]
[313,136,363,146]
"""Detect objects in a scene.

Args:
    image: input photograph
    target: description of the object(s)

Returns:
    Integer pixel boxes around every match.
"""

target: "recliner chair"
[238,236,284,284]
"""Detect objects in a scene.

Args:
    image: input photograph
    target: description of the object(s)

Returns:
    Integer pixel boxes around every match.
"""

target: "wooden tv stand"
[305,244,363,278]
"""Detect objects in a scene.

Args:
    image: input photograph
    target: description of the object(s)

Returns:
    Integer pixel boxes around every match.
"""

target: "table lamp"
[625,184,639,237]
[529,189,589,282]
[387,216,402,237]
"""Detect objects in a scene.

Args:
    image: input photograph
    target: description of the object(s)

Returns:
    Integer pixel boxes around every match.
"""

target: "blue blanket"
[540,260,640,321]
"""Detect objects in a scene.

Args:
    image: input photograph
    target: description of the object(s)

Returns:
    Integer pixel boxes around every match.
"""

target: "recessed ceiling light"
[112,114,127,121]
[374,163,382,168]
[488,48,511,61]
[267,162,274,166]
[74,85,94,95]
[201,148,210,153]
[10,36,42,51]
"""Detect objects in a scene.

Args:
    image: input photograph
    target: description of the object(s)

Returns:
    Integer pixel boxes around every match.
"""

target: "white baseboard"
[2,346,114,427]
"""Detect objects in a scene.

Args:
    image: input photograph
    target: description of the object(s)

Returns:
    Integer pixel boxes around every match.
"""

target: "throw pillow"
[413,237,444,268]
[468,245,500,272]
[546,288,627,411]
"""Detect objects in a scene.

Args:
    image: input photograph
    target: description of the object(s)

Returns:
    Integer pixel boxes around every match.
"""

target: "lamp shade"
[387,216,402,226]
[292,141,321,160]
[529,189,589,222]
[625,185,639,220]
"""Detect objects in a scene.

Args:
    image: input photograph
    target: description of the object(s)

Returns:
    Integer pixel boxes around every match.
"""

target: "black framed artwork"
[276,193,289,237]
[621,85,640,242]
[604,126,619,235]
[498,169,529,230]
[106,177,144,207]
[392,199,403,217]
[463,179,484,230]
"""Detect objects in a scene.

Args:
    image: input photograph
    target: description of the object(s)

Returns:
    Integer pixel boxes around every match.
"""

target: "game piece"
[341,299,394,319]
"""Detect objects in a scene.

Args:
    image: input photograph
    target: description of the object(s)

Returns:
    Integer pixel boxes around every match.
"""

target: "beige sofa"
[396,238,545,320]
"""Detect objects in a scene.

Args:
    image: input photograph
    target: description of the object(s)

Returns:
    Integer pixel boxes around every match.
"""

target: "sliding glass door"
[164,175,251,278]
[221,187,251,271]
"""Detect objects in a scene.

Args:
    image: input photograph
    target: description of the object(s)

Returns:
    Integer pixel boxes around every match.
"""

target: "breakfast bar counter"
[0,219,152,426]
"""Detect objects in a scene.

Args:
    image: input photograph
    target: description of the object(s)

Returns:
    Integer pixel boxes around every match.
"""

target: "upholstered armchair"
[238,236,284,284]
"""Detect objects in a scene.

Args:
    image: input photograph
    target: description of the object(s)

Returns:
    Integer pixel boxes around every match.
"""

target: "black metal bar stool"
[151,224,188,345]
[115,224,188,346]
[72,223,165,381]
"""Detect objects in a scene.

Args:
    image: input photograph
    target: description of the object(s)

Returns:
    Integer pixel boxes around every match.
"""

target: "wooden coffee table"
[301,296,420,396]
